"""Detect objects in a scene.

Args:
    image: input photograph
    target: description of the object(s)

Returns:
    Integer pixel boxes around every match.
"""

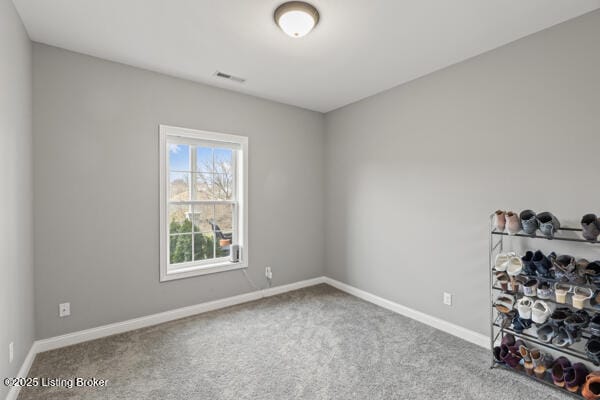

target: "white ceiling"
[13,0,600,112]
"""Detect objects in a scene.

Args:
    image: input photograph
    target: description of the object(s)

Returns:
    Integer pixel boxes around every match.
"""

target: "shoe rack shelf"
[491,286,599,314]
[493,322,593,363]
[489,215,600,399]
[494,363,585,399]
[492,226,600,244]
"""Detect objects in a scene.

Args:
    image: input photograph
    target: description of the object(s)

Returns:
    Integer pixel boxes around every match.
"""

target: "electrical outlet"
[59,302,71,317]
[265,266,273,280]
[9,342,13,363]
[443,292,452,306]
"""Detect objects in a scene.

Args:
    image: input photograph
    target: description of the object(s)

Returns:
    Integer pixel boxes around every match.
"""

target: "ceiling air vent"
[214,71,246,83]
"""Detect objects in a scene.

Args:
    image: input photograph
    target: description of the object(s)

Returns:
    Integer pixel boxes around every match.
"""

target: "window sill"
[160,261,247,282]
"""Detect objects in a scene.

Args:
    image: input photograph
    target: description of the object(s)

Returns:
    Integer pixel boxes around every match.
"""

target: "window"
[159,125,248,281]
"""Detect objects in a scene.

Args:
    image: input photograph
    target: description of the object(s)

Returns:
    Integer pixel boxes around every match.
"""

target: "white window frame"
[159,125,248,282]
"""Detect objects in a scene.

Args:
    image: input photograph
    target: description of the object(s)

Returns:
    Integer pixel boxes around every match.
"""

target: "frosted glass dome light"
[275,2,320,38]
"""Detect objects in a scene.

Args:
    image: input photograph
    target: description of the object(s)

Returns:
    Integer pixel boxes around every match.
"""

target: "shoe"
[590,315,600,337]
[493,210,506,232]
[513,276,527,293]
[534,364,547,379]
[590,290,600,311]
[533,250,553,278]
[578,258,591,273]
[494,294,515,314]
[573,287,594,310]
[565,363,589,392]
[500,343,522,368]
[496,272,510,291]
[549,307,571,326]
[516,297,533,319]
[531,349,551,379]
[506,256,523,276]
[565,310,591,336]
[586,337,600,366]
[537,281,553,300]
[554,283,572,304]
[521,251,536,275]
[519,343,531,362]
[531,300,551,324]
[552,356,571,387]
[523,278,538,297]
[586,262,600,285]
[501,333,515,347]
[553,254,577,282]
[577,310,591,327]
[537,212,560,238]
[582,214,600,241]
[493,346,504,363]
[506,257,523,289]
[553,326,576,347]
[494,252,515,272]
[524,361,535,376]
[520,210,538,235]
[506,212,521,235]
[530,348,543,367]
[511,314,532,333]
[582,371,600,400]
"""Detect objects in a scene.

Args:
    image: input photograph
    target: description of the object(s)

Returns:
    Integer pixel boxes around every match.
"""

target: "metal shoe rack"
[489,215,600,398]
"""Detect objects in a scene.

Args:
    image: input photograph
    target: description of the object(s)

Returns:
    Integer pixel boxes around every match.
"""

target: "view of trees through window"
[168,143,235,266]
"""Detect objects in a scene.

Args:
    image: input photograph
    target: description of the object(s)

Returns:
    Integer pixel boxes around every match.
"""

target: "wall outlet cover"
[443,292,452,306]
[59,302,71,317]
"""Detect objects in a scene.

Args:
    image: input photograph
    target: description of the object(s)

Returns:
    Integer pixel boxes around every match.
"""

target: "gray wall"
[33,44,325,339]
[325,10,600,335]
[0,0,34,397]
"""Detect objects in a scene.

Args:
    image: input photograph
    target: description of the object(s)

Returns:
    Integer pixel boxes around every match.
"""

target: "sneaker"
[493,210,506,232]
[582,214,600,241]
[520,209,538,235]
[506,211,521,235]
[537,212,560,238]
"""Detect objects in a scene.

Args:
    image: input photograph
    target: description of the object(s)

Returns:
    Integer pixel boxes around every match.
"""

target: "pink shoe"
[506,212,521,235]
[493,210,506,232]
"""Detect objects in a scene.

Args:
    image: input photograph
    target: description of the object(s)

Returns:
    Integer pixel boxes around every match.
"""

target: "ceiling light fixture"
[274,1,320,38]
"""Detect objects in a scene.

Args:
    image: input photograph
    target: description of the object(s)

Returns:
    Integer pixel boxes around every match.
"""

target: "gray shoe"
[581,214,600,241]
[537,212,560,238]
[520,209,538,235]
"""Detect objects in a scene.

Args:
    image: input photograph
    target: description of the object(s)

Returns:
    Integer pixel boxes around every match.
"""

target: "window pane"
[170,172,190,201]
[194,173,213,200]
[214,173,233,200]
[214,204,233,231]
[216,232,232,257]
[194,233,215,260]
[196,147,213,173]
[169,205,192,234]
[214,148,232,172]
[191,204,214,233]
[169,234,192,264]
[169,143,190,172]
[214,148,233,200]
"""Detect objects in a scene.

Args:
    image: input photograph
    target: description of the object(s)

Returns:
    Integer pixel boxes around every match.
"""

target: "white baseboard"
[323,277,489,348]
[262,276,326,297]
[6,345,37,400]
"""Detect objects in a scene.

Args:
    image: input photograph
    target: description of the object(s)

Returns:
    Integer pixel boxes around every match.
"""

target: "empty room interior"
[3,1,600,399]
